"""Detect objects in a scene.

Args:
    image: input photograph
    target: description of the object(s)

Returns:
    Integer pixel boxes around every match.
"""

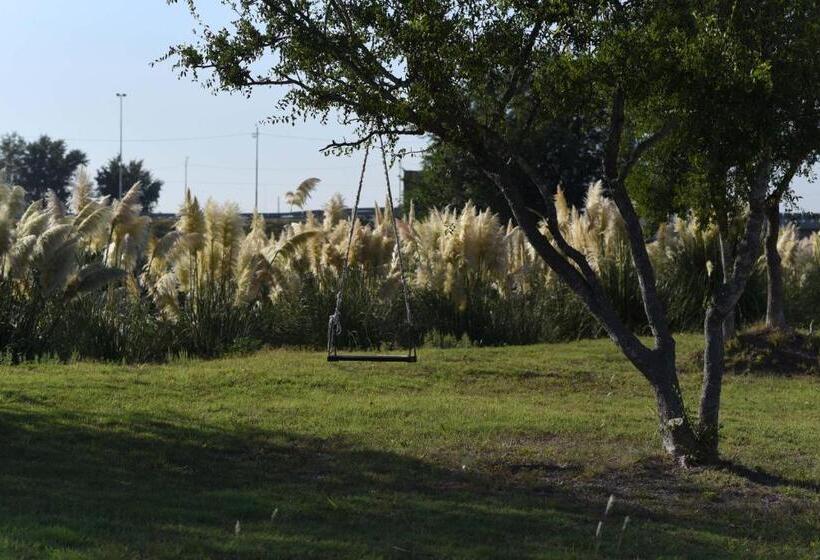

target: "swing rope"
[327,136,414,357]
[327,143,369,355]
[378,135,413,330]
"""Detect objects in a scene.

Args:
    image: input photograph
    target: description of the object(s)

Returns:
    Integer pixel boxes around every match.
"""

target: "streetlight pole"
[116,93,127,199]
[252,125,260,212]
[398,160,404,211]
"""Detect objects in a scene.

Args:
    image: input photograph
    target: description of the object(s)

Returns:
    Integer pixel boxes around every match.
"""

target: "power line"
[65,131,335,144]
[164,179,298,186]
[157,162,358,172]
[65,132,250,143]
[259,132,332,141]
[164,179,364,190]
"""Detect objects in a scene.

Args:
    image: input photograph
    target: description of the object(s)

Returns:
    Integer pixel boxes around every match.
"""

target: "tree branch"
[714,153,772,313]
[320,127,423,152]
[494,15,546,122]
[514,156,601,287]
[602,87,625,182]
[767,158,801,205]
[619,119,677,182]
[603,87,674,348]
[489,164,658,376]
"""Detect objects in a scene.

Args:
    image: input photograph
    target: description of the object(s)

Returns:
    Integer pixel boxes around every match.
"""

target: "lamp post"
[252,125,260,212]
[115,93,127,199]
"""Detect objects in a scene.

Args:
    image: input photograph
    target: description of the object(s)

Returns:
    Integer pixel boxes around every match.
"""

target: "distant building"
[151,207,401,237]
[150,208,820,238]
[783,212,820,237]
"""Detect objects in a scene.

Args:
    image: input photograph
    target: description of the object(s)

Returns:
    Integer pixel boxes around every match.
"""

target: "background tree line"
[0,132,163,211]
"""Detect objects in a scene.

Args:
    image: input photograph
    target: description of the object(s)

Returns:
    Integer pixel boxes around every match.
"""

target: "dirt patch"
[690,327,819,375]
[517,369,561,380]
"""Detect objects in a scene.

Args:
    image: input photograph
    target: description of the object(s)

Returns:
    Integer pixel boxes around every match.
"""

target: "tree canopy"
[0,133,88,202]
[96,157,164,212]
[628,0,820,223]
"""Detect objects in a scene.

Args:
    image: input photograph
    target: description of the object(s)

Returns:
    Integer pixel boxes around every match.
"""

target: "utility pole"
[398,160,404,210]
[184,156,189,192]
[116,93,127,199]
[252,126,260,212]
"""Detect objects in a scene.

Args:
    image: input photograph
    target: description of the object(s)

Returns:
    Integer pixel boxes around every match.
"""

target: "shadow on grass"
[0,409,815,559]
[717,460,820,493]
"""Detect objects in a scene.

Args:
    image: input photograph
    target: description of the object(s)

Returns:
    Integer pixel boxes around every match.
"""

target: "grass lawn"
[0,334,817,559]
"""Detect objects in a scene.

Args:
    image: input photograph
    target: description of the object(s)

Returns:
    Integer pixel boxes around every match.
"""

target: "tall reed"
[1,171,816,362]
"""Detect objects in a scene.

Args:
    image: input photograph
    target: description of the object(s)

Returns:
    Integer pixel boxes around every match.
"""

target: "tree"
[406,140,510,219]
[410,119,603,222]
[0,133,27,184]
[628,2,820,336]
[762,162,817,331]
[95,158,164,212]
[165,0,820,463]
[0,134,87,201]
[696,3,820,338]
[761,84,820,330]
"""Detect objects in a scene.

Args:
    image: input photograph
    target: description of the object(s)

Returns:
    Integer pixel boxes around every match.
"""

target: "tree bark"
[717,230,736,339]
[650,347,701,463]
[765,198,788,330]
[698,156,770,459]
[699,308,725,461]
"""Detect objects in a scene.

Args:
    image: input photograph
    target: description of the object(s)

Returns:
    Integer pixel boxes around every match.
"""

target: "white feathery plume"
[285,177,320,210]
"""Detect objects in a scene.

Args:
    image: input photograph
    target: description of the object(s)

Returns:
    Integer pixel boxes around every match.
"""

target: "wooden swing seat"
[327,352,417,363]
[326,139,417,365]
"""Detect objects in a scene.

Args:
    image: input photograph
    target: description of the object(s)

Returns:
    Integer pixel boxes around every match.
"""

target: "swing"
[326,137,417,363]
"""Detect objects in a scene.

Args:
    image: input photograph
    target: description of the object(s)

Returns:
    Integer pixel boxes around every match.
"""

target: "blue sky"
[0,0,427,213]
[0,0,817,213]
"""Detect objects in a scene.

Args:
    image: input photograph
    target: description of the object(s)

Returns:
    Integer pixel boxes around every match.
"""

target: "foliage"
[95,157,164,211]
[629,1,820,224]
[652,217,767,331]
[782,226,820,328]
[0,133,88,202]
[0,133,26,183]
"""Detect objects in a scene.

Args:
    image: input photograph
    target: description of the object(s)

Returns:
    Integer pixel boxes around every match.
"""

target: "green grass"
[0,334,817,559]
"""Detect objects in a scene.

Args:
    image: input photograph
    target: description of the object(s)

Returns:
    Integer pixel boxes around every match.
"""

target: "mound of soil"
[723,328,820,375]
[688,327,820,375]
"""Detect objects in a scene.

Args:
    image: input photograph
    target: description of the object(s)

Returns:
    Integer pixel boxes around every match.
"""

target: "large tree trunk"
[698,157,770,459]
[765,199,788,330]
[493,172,702,463]
[649,347,701,462]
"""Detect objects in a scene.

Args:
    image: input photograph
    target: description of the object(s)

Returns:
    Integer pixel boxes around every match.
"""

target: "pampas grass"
[285,177,320,209]
[1,169,819,362]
